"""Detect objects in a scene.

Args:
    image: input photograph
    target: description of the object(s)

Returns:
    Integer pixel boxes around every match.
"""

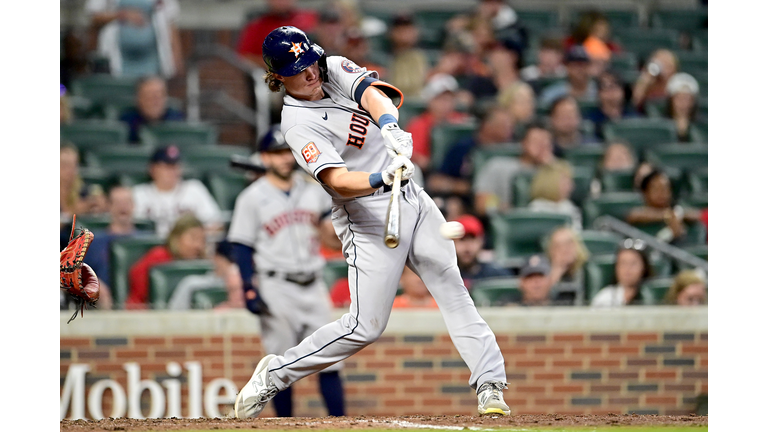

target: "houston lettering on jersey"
[346,112,369,149]
[263,209,319,236]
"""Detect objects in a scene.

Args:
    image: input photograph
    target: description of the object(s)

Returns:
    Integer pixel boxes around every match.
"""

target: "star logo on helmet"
[289,42,305,58]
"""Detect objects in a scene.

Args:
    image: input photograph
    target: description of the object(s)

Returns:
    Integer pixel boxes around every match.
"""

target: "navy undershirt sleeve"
[230,242,256,286]
[353,77,378,105]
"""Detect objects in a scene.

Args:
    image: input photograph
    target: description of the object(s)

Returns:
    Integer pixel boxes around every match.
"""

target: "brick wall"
[60,309,707,419]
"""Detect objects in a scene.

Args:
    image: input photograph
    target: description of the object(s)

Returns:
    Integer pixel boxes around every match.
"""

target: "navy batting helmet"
[259,125,290,152]
[262,26,325,77]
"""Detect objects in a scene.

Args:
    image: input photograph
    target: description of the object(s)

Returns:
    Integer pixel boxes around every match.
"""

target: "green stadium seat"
[76,214,154,233]
[79,167,117,192]
[61,121,130,151]
[651,9,708,32]
[613,29,679,61]
[602,10,641,29]
[69,95,105,120]
[70,75,138,104]
[138,122,218,147]
[632,221,707,247]
[471,143,523,174]
[603,118,679,155]
[563,146,605,170]
[583,255,615,302]
[644,145,708,173]
[686,167,707,197]
[491,210,572,266]
[609,51,639,73]
[599,169,636,193]
[512,170,535,207]
[84,145,156,172]
[692,122,707,143]
[516,10,560,29]
[110,236,165,308]
[191,287,230,309]
[582,192,644,228]
[430,122,477,171]
[205,171,250,211]
[579,230,624,257]
[400,100,428,129]
[323,260,349,290]
[470,277,521,307]
[675,51,708,76]
[149,260,214,309]
[642,277,674,305]
[643,99,667,118]
[571,166,596,207]
[182,145,251,174]
[693,32,707,52]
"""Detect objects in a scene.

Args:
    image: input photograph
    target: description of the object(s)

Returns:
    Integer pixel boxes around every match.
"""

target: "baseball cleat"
[234,354,279,418]
[476,381,510,416]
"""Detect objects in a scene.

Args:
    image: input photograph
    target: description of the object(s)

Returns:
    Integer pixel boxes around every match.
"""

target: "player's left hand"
[380,123,413,159]
[382,155,415,185]
[243,283,269,315]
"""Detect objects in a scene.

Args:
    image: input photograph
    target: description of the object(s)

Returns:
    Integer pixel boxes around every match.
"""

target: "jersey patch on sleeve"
[341,59,365,73]
[301,142,321,164]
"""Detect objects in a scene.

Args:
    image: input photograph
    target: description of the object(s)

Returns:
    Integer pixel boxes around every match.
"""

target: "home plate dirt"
[60,414,708,431]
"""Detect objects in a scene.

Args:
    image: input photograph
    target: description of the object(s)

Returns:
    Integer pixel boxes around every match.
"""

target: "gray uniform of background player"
[263,56,507,391]
[227,172,341,374]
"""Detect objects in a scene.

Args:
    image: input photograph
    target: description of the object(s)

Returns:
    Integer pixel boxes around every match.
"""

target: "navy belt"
[264,270,317,286]
[383,178,409,193]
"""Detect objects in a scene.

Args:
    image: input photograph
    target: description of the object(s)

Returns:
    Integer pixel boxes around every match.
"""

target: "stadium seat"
[110,236,165,308]
[429,122,477,171]
[686,167,707,197]
[563,146,605,170]
[516,10,560,29]
[642,277,674,305]
[84,145,156,173]
[491,210,572,266]
[582,192,645,228]
[204,171,250,211]
[613,29,679,61]
[182,145,251,174]
[470,277,521,307]
[609,51,639,73]
[583,254,616,302]
[571,166,596,207]
[79,167,117,192]
[400,100,428,129]
[599,169,636,193]
[643,99,667,118]
[70,75,138,104]
[603,118,679,155]
[512,170,535,207]
[601,9,641,29]
[651,9,708,32]
[191,287,230,309]
[138,122,218,147]
[693,32,707,52]
[69,95,104,121]
[323,260,349,290]
[149,260,214,309]
[692,122,707,143]
[471,143,523,174]
[644,145,708,173]
[579,230,624,257]
[76,214,154,233]
[675,51,708,76]
[632,220,707,247]
[61,120,130,151]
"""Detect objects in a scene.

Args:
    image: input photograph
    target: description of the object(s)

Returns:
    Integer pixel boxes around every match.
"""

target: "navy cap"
[565,45,591,63]
[150,145,182,164]
[520,255,551,277]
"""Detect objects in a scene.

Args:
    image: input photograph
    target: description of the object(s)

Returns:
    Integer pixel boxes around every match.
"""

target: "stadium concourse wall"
[60,307,706,420]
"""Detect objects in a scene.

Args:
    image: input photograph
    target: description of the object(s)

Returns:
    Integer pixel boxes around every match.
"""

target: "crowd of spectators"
[61,0,708,311]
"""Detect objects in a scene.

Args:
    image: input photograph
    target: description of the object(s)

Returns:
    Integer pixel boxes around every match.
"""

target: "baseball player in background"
[228,126,345,417]
[234,26,510,418]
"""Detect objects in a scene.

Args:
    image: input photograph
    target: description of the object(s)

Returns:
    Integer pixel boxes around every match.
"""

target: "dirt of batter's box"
[60,414,708,431]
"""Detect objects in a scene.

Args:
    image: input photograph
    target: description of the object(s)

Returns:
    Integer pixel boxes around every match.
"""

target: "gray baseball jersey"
[228,173,341,372]
[263,56,507,392]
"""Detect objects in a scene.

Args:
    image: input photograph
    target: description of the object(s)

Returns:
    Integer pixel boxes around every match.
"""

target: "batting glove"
[382,155,415,186]
[380,123,413,159]
[243,282,269,315]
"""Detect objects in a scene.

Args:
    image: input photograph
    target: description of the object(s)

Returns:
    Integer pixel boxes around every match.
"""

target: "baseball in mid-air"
[440,221,465,239]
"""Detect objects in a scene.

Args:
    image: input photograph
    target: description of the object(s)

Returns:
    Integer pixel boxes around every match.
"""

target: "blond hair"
[665,269,707,305]
[60,142,83,212]
[497,81,533,110]
[544,226,590,275]
[166,214,205,259]
[264,71,283,93]
[530,161,572,202]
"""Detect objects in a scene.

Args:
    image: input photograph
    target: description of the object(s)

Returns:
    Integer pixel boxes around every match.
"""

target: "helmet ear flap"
[318,53,328,83]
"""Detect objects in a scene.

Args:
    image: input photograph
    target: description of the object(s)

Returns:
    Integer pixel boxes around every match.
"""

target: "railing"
[186,44,271,144]
[593,215,708,273]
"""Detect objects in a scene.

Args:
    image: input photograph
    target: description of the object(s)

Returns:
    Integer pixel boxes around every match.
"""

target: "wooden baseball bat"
[383,166,403,248]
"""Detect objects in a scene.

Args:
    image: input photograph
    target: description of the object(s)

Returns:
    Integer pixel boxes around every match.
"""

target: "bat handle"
[384,167,403,249]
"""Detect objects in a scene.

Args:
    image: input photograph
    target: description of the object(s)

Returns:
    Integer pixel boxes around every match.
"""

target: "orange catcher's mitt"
[61,215,100,323]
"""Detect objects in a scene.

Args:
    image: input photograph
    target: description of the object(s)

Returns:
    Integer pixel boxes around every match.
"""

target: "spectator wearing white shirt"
[132,145,223,238]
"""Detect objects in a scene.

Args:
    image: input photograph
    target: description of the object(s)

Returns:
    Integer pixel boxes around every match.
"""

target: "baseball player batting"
[228,125,345,417]
[234,26,509,418]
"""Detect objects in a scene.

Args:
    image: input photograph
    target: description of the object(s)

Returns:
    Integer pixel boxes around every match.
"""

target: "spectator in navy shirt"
[452,214,511,289]
[584,69,638,140]
[120,76,184,143]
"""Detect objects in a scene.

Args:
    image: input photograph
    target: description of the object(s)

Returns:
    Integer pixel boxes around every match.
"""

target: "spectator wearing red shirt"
[237,0,318,68]
[125,214,207,309]
[405,74,470,171]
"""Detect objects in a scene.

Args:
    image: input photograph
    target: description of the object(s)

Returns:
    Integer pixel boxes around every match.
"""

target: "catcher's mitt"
[61,215,100,323]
